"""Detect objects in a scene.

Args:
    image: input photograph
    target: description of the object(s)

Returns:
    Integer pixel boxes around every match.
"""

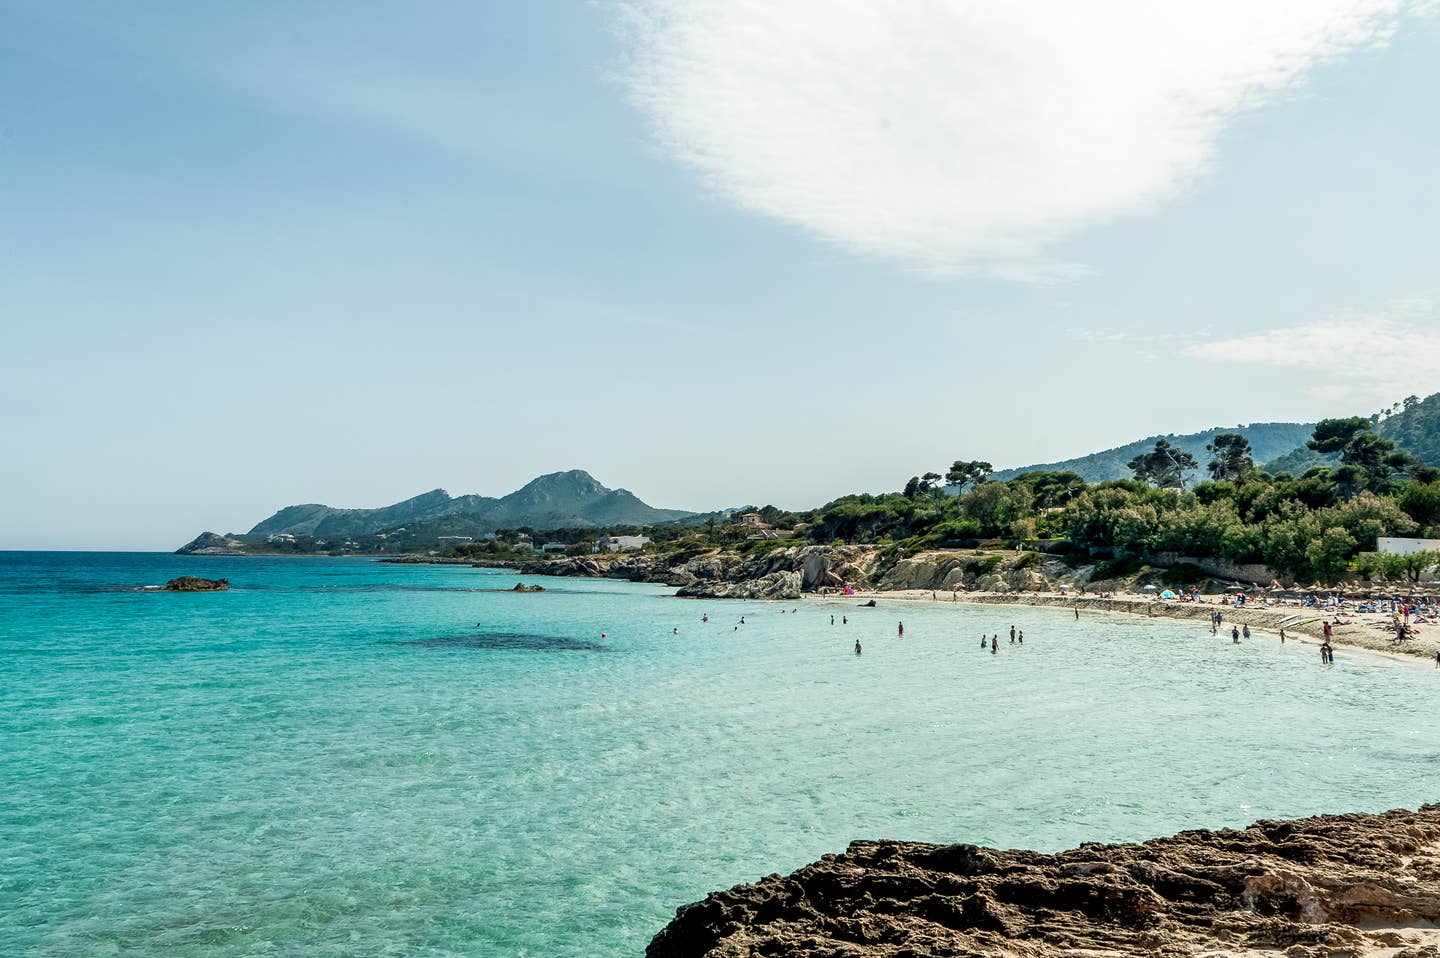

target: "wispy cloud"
[1184,299,1440,404]
[615,0,1414,279]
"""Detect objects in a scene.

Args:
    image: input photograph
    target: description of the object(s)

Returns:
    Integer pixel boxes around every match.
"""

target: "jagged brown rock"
[162,576,230,591]
[648,805,1440,957]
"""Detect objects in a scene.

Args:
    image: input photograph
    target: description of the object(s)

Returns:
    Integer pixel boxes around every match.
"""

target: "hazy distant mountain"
[246,470,695,538]
[990,422,1316,484]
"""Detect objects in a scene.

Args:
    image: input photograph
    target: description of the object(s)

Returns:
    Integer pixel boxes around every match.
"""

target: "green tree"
[944,460,993,493]
[1205,433,1255,484]
[1127,440,1198,489]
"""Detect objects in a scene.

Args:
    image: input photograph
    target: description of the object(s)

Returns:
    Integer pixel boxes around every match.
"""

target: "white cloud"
[616,0,1411,279]
[1184,299,1440,404]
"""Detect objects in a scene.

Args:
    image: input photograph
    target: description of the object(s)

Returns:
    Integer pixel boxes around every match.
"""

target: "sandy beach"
[834,587,1440,665]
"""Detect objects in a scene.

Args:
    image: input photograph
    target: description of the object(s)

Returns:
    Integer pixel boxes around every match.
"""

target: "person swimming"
[702,614,708,623]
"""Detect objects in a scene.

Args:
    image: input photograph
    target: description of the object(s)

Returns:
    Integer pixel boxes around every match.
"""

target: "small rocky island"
[648,805,1440,957]
[162,576,230,592]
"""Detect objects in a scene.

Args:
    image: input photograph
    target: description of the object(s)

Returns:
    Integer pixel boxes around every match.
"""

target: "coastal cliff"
[648,804,1440,957]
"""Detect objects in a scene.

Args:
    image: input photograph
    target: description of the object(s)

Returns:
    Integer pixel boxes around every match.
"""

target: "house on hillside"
[736,512,770,531]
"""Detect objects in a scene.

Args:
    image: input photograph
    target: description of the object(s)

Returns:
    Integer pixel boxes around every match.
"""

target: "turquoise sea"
[3,552,1438,956]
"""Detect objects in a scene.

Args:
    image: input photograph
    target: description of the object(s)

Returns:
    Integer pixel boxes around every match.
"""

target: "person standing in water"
[981,636,987,649]
[830,614,834,626]
[898,622,904,638]
[1232,625,1240,643]
[991,635,998,654]
[1074,607,1080,620]
[1279,626,1285,643]
[854,638,862,655]
[1018,630,1024,644]
[1010,625,1016,643]
[1242,624,1251,640]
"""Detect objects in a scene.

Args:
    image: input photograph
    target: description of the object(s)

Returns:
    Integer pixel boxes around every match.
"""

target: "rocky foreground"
[648,805,1440,958]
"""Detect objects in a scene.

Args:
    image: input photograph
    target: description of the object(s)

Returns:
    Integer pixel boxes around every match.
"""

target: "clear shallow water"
[2,552,1438,957]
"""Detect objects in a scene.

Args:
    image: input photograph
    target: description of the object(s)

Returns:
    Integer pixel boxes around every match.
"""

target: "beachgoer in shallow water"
[842,616,847,625]
[981,636,987,649]
[739,616,745,625]
[1232,626,1240,643]
[1075,608,1080,620]
[898,622,904,638]
[855,639,862,655]
[702,614,708,623]
[830,615,834,625]
[1010,625,1016,643]
[991,636,998,654]
[1243,624,1251,639]
[1279,627,1285,643]
[1434,648,1439,668]
[673,628,678,635]
[1018,630,1023,644]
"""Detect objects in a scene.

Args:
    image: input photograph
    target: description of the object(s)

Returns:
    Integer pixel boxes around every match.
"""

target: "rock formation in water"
[162,576,230,592]
[648,804,1440,958]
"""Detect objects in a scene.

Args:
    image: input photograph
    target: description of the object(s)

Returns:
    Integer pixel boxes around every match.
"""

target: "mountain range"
[247,470,694,539]
[177,394,1440,553]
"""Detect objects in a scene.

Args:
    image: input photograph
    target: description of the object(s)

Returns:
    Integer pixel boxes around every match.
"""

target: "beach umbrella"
[1143,584,1158,591]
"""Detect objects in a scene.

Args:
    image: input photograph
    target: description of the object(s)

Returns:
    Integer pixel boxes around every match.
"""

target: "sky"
[3,1,1440,550]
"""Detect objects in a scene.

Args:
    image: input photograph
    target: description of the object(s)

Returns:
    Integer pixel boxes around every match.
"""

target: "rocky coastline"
[647,804,1440,957]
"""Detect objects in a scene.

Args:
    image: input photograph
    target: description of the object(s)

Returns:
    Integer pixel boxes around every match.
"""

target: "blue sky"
[3,1,1439,550]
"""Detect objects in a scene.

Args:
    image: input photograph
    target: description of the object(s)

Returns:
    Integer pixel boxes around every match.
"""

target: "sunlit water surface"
[3,552,1437,956]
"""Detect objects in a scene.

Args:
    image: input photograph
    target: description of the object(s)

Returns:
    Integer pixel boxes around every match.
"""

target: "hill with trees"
[989,422,1315,484]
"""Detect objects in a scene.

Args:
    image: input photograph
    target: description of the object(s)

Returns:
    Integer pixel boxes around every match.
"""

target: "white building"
[1377,537,1440,555]
[597,534,650,552]
[541,542,568,553]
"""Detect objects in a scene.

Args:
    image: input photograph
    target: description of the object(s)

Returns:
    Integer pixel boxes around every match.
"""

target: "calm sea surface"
[3,552,1438,956]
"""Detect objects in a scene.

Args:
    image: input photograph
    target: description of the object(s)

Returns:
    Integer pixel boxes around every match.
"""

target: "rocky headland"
[648,804,1440,958]
[498,546,1082,601]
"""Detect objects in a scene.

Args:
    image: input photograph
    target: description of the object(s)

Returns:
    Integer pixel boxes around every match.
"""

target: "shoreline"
[827,588,1437,665]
